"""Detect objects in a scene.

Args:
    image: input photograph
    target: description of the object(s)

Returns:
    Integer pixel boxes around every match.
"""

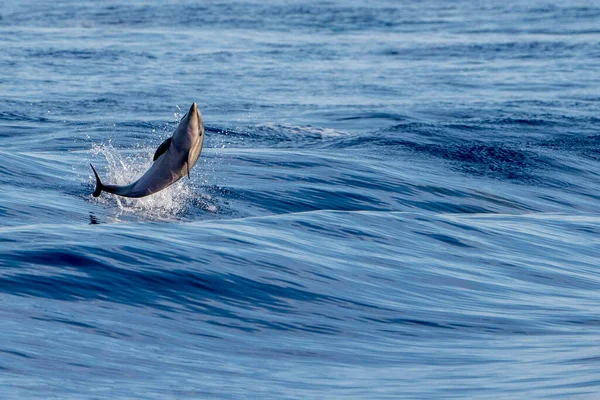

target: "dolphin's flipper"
[186,138,203,180]
[153,138,172,161]
[90,164,104,197]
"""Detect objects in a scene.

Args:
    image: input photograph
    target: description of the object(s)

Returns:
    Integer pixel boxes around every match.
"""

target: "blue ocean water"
[1,0,600,398]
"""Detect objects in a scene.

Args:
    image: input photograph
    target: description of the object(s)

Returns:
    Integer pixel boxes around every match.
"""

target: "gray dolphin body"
[90,102,204,198]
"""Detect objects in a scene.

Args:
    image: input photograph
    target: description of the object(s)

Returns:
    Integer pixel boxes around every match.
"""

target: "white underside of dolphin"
[90,102,204,198]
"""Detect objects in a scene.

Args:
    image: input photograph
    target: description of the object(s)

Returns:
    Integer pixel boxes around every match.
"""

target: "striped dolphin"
[90,102,204,198]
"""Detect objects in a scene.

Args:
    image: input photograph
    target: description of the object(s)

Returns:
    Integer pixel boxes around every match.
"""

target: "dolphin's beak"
[189,102,198,116]
[186,102,201,136]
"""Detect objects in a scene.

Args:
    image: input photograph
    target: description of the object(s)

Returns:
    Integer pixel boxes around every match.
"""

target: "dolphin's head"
[173,102,204,148]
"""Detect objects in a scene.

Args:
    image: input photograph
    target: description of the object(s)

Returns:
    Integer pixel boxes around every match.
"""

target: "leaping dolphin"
[90,102,204,198]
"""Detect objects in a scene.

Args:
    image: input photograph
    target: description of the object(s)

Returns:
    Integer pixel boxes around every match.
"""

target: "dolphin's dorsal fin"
[153,138,172,161]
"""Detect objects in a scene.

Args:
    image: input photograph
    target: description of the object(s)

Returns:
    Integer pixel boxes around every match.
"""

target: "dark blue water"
[2,1,600,398]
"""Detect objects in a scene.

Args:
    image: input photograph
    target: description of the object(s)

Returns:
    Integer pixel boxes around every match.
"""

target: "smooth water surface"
[1,0,600,398]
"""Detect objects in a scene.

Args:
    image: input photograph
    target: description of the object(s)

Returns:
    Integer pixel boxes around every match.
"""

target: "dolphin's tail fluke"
[90,164,104,197]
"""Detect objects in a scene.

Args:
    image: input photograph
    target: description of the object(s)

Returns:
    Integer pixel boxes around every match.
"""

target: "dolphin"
[90,102,204,198]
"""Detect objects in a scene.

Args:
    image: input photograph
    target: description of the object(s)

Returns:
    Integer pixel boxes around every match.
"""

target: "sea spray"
[90,141,195,220]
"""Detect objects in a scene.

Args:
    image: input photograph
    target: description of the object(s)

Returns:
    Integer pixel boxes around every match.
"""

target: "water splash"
[90,141,197,220]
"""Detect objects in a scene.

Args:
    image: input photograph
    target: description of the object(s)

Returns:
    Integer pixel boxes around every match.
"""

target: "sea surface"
[1,0,600,398]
